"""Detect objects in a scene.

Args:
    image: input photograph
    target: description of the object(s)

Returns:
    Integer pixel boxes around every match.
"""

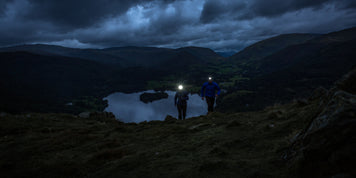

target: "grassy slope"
[0,98,319,178]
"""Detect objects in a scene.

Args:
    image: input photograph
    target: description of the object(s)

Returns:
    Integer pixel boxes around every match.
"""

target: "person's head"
[208,77,213,84]
[178,85,183,90]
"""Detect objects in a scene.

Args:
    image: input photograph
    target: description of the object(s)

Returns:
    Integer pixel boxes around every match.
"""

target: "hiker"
[201,77,221,113]
[174,85,189,120]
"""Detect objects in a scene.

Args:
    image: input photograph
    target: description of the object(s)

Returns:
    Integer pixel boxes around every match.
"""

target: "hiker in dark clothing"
[201,77,221,113]
[174,85,189,120]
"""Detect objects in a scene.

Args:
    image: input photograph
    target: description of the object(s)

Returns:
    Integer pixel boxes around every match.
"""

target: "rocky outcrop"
[336,67,356,95]
[287,68,356,177]
[164,115,177,123]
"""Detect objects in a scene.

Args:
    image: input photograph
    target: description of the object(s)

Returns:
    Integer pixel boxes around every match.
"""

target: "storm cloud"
[0,0,355,52]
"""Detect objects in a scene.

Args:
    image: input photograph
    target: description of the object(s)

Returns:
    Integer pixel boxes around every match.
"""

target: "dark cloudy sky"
[0,0,356,52]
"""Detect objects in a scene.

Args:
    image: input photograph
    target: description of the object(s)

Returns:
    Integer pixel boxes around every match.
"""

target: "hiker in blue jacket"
[201,77,221,113]
[175,85,189,120]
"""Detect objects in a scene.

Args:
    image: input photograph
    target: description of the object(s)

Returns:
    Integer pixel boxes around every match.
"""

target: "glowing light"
[178,85,183,90]
[209,77,212,80]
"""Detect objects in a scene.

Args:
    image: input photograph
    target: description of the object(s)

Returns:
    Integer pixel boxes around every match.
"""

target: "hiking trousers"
[206,97,215,112]
[177,104,187,120]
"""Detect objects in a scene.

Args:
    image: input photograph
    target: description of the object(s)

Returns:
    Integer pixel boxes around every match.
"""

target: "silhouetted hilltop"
[308,27,356,44]
[229,33,320,63]
[176,46,224,61]
[0,45,222,68]
[0,44,123,65]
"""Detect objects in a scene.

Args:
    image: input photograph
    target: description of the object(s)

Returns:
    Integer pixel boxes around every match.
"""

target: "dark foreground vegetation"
[0,67,355,178]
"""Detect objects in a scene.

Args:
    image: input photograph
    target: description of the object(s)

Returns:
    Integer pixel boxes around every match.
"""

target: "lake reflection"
[104,90,208,123]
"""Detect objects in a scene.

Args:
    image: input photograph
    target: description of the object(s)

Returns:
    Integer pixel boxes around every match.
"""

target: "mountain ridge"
[1,27,355,114]
[229,33,321,63]
[0,44,223,67]
[216,27,356,113]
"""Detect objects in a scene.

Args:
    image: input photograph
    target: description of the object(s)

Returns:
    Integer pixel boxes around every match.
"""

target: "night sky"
[0,0,356,52]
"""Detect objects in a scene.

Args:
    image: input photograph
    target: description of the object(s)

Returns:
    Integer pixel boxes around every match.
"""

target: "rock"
[78,112,90,118]
[286,69,356,177]
[305,90,356,136]
[164,115,176,123]
[287,90,356,177]
[140,92,168,103]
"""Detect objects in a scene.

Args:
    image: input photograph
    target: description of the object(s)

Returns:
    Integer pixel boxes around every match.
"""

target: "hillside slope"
[0,52,166,113]
[0,52,110,113]
[255,27,356,76]
[218,27,356,112]
[0,67,355,178]
[229,33,319,63]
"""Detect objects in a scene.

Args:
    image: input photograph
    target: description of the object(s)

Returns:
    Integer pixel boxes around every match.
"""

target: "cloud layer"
[0,0,355,52]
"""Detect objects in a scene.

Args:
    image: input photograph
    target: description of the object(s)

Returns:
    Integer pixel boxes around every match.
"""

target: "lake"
[104,90,208,123]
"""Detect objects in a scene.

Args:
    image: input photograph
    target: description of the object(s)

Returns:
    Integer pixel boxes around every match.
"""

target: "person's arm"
[215,83,221,96]
[174,93,178,105]
[184,92,189,100]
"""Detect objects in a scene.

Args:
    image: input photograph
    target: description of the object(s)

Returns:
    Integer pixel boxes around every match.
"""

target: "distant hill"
[102,46,223,69]
[175,46,223,62]
[229,33,320,63]
[0,52,166,113]
[0,52,109,113]
[218,27,356,112]
[0,44,123,65]
[257,27,356,75]
[1,27,355,114]
[308,27,356,44]
[0,44,224,113]
[0,45,223,69]
[216,51,236,57]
